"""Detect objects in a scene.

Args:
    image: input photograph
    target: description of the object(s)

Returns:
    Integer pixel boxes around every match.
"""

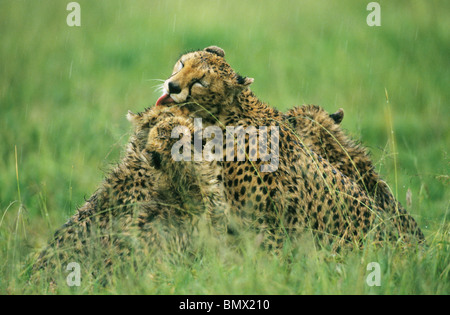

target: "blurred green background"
[0,0,448,293]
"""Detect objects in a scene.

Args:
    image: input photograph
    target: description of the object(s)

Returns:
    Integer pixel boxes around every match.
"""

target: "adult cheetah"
[154,45,424,249]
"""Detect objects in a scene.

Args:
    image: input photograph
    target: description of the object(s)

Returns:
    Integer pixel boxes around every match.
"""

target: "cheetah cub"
[143,113,230,234]
[31,106,228,284]
[285,105,424,243]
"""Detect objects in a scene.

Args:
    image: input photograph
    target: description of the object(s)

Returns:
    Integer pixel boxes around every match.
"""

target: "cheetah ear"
[204,46,225,58]
[329,108,344,124]
[127,110,139,125]
[236,75,254,87]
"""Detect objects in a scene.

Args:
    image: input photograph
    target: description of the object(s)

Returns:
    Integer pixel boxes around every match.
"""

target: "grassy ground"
[0,0,448,294]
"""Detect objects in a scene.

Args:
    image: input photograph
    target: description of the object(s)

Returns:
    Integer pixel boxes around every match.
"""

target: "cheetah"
[154,45,424,249]
[285,105,424,241]
[32,106,228,282]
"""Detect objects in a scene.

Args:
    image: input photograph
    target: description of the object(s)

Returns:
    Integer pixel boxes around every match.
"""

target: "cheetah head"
[126,105,190,151]
[156,46,254,116]
[143,116,195,170]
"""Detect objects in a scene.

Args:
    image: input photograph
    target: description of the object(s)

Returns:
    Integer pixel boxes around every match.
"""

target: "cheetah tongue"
[156,93,175,106]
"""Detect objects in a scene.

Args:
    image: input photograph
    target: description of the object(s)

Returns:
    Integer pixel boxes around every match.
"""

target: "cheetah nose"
[168,81,182,94]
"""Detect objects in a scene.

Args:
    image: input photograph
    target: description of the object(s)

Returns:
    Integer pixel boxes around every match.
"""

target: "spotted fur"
[32,106,227,280]
[157,46,424,249]
[285,105,424,242]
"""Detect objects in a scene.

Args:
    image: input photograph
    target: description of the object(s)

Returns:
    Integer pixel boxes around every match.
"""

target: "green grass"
[0,0,448,294]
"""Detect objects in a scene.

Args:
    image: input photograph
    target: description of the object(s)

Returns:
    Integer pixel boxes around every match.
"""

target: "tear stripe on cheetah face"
[152,45,424,250]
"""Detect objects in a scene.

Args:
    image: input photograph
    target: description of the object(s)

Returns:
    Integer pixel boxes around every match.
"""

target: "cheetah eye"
[157,129,168,139]
[192,79,207,88]
[173,60,184,74]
